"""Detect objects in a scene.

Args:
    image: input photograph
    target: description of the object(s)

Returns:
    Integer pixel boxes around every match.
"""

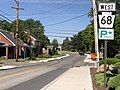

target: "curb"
[0,65,16,70]
[0,54,70,70]
[39,54,70,63]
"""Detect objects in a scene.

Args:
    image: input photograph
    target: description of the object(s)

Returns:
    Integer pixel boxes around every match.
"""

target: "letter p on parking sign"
[100,30,107,37]
[99,29,114,40]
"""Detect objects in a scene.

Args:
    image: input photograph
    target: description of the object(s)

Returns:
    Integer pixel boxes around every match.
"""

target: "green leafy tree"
[52,39,58,48]
[24,19,50,46]
[0,20,12,31]
[62,37,72,51]
[0,18,50,46]
[71,34,82,51]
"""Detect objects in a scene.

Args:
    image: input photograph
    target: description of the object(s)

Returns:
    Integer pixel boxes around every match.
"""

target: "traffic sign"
[98,12,115,28]
[99,29,114,40]
[98,3,116,11]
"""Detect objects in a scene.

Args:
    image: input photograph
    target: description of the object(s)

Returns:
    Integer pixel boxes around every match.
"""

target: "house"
[0,30,28,59]
[28,33,42,56]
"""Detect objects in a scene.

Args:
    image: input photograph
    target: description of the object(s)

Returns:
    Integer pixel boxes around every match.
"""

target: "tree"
[0,18,50,46]
[63,0,120,56]
[0,20,12,31]
[24,19,50,46]
[62,37,71,51]
[52,39,58,48]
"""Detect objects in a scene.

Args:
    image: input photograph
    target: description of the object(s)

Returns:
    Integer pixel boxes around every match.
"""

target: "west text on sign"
[99,3,116,11]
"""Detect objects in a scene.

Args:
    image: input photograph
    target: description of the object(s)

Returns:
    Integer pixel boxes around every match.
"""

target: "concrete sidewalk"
[40,54,94,90]
[41,66,93,90]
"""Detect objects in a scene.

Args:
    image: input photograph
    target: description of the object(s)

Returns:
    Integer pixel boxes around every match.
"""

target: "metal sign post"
[98,2,116,87]
[104,40,107,87]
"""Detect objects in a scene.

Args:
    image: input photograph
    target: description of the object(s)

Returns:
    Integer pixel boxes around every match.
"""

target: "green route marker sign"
[99,29,114,40]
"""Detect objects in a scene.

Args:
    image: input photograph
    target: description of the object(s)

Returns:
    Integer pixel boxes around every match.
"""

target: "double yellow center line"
[0,69,36,80]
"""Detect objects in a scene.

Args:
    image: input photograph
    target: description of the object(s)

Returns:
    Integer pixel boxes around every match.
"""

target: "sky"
[0,0,93,44]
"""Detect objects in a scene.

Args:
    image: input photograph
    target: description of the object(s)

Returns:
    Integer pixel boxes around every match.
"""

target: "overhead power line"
[45,31,77,35]
[20,0,80,16]
[45,28,81,32]
[0,10,15,20]
[46,35,71,38]
[44,13,88,26]
[0,13,13,22]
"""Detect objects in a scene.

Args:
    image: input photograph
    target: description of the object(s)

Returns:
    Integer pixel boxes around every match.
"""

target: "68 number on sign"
[101,16,112,25]
[98,12,115,28]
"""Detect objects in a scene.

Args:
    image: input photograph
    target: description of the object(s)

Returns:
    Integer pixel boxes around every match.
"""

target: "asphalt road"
[0,52,86,90]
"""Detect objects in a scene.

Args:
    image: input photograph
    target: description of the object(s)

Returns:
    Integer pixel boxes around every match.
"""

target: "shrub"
[116,86,120,90]
[38,54,43,58]
[108,74,120,89]
[95,73,104,86]
[99,58,119,65]
[106,58,119,65]
[54,51,58,55]
[43,54,52,58]
[99,60,104,65]
[114,62,120,67]
[31,57,37,60]
[38,54,52,58]
[113,62,120,74]
[115,53,120,59]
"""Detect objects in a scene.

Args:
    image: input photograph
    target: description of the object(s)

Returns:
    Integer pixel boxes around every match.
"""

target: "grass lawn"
[0,54,65,63]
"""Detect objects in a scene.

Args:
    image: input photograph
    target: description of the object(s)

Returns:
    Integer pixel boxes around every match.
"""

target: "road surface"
[0,52,86,90]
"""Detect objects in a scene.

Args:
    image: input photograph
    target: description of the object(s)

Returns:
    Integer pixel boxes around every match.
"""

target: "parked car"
[86,51,91,54]
[79,51,84,55]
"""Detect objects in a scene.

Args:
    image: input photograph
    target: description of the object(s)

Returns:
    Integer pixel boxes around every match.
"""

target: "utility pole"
[92,0,99,68]
[12,0,24,62]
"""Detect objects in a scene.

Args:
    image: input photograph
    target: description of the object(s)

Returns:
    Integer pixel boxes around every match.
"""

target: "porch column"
[6,47,8,59]
[24,47,26,58]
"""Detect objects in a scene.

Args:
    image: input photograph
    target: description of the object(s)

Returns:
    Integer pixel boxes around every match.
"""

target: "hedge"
[99,58,119,65]
[38,54,52,58]
[95,73,104,86]
[108,74,120,89]
[115,86,120,90]
[114,62,120,67]
[115,53,120,59]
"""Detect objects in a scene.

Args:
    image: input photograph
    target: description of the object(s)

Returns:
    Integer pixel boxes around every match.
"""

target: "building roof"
[30,33,41,42]
[0,30,24,46]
